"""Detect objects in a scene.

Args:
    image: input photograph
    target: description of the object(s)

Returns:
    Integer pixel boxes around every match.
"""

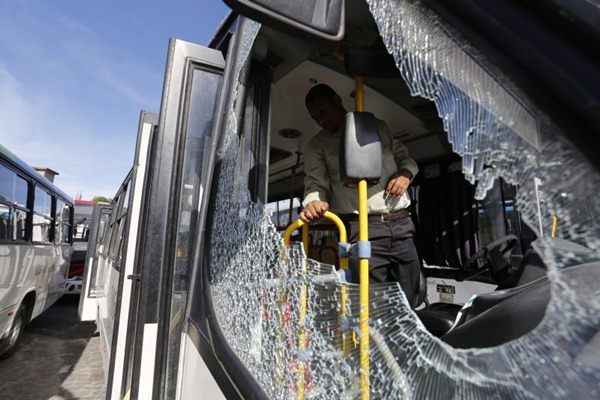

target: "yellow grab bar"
[283,211,350,399]
[283,211,348,259]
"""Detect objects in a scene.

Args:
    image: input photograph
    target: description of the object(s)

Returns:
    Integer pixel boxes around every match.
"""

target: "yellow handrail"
[283,211,348,253]
[283,211,350,400]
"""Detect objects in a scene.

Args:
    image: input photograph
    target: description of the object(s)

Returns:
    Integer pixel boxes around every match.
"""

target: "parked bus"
[0,144,73,358]
[81,1,600,399]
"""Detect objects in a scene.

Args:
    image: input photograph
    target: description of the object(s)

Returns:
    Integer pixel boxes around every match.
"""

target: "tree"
[92,196,111,203]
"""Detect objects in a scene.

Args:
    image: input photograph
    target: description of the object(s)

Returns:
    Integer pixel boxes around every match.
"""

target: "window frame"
[31,185,55,245]
[0,161,33,244]
[0,201,13,242]
[55,200,74,245]
[12,202,30,243]
[107,178,131,269]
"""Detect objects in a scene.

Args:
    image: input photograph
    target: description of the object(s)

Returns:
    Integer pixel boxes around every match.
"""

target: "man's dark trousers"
[347,215,421,306]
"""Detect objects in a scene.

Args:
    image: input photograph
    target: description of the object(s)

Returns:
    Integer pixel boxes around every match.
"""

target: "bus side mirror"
[340,112,382,186]
[222,0,345,41]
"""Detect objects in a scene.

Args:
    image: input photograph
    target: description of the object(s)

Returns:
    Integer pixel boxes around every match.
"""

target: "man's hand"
[386,169,412,197]
[300,201,330,222]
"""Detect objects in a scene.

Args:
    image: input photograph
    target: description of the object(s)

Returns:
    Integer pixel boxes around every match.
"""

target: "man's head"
[305,84,347,133]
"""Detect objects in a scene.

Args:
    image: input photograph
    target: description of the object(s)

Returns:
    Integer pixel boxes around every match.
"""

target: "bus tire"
[0,304,27,359]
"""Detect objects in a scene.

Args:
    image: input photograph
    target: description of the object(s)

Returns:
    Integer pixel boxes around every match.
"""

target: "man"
[299,84,421,306]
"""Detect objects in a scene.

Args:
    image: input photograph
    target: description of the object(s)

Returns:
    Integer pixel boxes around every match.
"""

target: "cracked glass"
[205,2,600,398]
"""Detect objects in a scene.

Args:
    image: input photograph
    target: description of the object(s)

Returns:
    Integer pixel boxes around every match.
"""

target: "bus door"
[78,202,113,321]
[105,111,156,400]
[114,38,230,400]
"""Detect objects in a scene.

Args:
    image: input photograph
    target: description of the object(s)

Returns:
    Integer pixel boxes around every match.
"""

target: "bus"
[81,1,600,399]
[0,144,73,358]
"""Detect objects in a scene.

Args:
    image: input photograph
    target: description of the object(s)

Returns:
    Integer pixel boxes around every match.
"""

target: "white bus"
[0,144,73,358]
[82,2,600,399]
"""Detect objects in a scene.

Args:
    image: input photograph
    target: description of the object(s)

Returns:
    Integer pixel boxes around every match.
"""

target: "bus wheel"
[0,305,27,359]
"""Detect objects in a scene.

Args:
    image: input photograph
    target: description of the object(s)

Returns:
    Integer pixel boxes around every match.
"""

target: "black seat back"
[442,277,550,348]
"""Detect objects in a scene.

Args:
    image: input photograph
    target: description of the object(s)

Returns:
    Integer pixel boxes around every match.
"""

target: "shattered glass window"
[205,1,600,397]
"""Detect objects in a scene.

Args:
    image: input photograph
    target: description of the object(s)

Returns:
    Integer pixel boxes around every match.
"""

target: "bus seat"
[417,303,463,337]
[516,248,546,286]
[412,269,427,308]
[441,277,550,348]
[417,239,545,338]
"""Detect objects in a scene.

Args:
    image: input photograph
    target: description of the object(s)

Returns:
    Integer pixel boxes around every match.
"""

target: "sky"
[0,0,230,199]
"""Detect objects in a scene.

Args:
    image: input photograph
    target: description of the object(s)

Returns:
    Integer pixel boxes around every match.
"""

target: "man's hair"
[305,84,341,109]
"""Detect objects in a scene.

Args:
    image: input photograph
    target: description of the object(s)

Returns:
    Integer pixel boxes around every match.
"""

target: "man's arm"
[301,136,331,221]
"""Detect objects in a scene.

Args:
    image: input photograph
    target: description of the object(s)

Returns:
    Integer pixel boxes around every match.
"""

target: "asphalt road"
[0,295,105,400]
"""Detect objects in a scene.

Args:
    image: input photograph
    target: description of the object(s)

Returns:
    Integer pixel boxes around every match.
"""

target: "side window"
[32,186,53,243]
[89,208,113,294]
[14,174,28,208]
[55,200,64,244]
[0,163,31,242]
[0,203,11,240]
[73,205,91,241]
[55,200,73,244]
[108,182,130,268]
[266,197,301,230]
[0,164,14,203]
[13,208,28,241]
[109,220,123,259]
[97,209,111,248]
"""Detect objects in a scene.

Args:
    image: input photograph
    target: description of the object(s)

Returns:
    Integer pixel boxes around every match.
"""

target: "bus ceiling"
[257,4,453,200]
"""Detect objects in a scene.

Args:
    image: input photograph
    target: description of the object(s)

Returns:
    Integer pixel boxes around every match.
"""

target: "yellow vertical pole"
[282,220,309,400]
[551,214,558,239]
[338,223,349,355]
[355,76,370,400]
[297,224,309,400]
[318,212,351,355]
[355,76,365,113]
[297,272,307,400]
[357,180,370,400]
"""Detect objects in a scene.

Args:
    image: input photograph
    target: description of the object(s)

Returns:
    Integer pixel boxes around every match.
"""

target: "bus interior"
[246,3,548,345]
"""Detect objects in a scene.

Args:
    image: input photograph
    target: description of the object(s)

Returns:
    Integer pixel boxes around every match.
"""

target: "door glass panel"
[163,50,224,399]
[89,209,111,294]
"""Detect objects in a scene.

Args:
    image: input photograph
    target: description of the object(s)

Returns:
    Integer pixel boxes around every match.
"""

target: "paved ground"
[0,296,105,400]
